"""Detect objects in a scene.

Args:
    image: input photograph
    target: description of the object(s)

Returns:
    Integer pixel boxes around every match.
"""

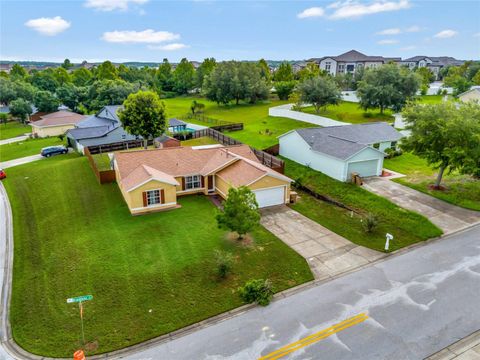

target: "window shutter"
[201,176,204,188]
[182,177,185,190]
[160,189,165,204]
[142,191,147,207]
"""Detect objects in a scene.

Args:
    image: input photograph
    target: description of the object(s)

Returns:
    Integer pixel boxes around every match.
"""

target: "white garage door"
[347,159,379,178]
[253,187,285,208]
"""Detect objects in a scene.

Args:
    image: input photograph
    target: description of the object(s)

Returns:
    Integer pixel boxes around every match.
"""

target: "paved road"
[119,225,480,360]
[0,154,43,169]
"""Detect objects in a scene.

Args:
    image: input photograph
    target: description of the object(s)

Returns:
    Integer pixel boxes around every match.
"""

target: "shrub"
[58,134,65,141]
[384,148,394,159]
[238,279,273,306]
[420,84,428,96]
[214,250,233,279]
[362,213,379,233]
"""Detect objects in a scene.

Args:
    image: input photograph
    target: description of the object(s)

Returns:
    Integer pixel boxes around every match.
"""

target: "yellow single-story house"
[113,144,292,215]
[30,110,87,138]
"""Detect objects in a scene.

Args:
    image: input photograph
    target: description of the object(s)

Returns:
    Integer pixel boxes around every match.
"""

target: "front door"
[208,175,214,192]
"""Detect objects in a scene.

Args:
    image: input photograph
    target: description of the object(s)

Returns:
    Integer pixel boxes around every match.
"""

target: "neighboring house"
[66,105,138,153]
[30,110,87,137]
[279,122,403,182]
[310,50,401,76]
[168,118,187,133]
[401,56,464,79]
[113,144,292,215]
[458,87,480,103]
[154,135,181,148]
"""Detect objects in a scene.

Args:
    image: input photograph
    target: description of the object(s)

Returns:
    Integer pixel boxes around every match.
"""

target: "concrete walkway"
[260,206,386,280]
[0,135,28,146]
[0,154,43,169]
[363,177,480,234]
[268,104,350,127]
[427,330,480,359]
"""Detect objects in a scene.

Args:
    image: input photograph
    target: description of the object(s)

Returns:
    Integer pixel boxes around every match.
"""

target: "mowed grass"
[0,121,30,140]
[301,101,394,124]
[0,137,63,162]
[384,153,480,211]
[283,158,442,251]
[91,153,111,171]
[4,155,312,357]
[162,97,311,149]
[181,136,219,147]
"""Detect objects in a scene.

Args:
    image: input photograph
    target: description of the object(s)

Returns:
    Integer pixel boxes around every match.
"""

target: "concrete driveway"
[261,206,386,280]
[363,177,480,234]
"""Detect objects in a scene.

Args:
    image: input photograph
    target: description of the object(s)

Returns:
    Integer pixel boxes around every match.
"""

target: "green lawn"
[0,137,63,162]
[283,158,442,251]
[0,121,30,140]
[91,153,111,171]
[384,153,480,211]
[181,136,219,147]
[301,101,394,124]
[162,97,311,149]
[4,155,312,357]
[416,95,446,104]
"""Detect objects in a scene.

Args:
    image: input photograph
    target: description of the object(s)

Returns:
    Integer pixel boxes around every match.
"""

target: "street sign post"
[67,295,93,347]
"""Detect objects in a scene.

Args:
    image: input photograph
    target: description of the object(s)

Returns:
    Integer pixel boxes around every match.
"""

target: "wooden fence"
[180,113,236,127]
[84,147,116,184]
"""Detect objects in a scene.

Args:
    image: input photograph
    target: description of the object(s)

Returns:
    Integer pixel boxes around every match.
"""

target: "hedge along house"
[30,110,87,138]
[113,144,292,215]
[279,122,403,182]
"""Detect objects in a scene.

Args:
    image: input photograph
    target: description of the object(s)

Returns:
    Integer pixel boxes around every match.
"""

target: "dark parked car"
[41,145,68,158]
[0,169,6,180]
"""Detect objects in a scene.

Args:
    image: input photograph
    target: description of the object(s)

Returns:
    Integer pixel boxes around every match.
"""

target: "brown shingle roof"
[30,110,86,128]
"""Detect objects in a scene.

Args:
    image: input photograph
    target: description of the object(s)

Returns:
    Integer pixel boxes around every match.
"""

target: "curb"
[1,178,479,359]
[425,329,480,359]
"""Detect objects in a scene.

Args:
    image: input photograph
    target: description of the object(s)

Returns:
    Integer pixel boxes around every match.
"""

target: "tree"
[0,113,8,125]
[156,58,174,92]
[118,90,166,149]
[190,100,205,114]
[9,98,32,123]
[296,62,322,81]
[357,64,421,113]
[275,81,296,100]
[10,64,27,79]
[53,67,71,86]
[415,67,435,86]
[402,102,480,188]
[71,68,93,86]
[34,90,60,112]
[30,69,59,92]
[297,76,341,113]
[0,78,16,105]
[61,58,73,70]
[472,69,480,86]
[258,59,271,83]
[215,186,260,239]
[56,83,84,110]
[173,58,195,94]
[87,80,138,110]
[96,60,118,80]
[13,80,35,102]
[274,61,294,81]
[196,57,216,89]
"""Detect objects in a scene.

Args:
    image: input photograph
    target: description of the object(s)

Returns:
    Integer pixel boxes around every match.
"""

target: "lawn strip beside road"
[0,137,63,162]
[0,122,30,141]
[3,155,313,357]
[283,157,443,251]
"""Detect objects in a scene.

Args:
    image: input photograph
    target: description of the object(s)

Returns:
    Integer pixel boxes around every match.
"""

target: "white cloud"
[297,7,325,18]
[329,0,410,20]
[434,29,458,38]
[376,28,401,35]
[101,29,180,43]
[84,0,148,12]
[406,25,421,32]
[377,39,399,44]
[400,45,416,51]
[148,43,189,51]
[24,16,71,36]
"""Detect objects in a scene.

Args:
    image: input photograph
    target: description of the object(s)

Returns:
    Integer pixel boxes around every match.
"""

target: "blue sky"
[1,0,479,63]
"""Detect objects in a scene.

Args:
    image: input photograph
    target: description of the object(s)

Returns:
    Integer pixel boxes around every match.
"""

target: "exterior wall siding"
[32,124,75,137]
[128,181,178,214]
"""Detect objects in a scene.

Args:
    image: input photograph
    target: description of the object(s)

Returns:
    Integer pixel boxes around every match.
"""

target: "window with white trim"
[146,189,161,206]
[338,64,345,73]
[185,175,202,190]
[325,62,331,71]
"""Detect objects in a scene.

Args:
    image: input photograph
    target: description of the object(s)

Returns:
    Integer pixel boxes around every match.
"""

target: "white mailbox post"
[385,233,394,251]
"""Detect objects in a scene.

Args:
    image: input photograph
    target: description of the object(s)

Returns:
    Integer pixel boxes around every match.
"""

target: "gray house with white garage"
[279,122,403,182]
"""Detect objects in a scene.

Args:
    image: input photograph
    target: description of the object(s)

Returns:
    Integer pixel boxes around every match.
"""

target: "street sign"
[67,295,93,303]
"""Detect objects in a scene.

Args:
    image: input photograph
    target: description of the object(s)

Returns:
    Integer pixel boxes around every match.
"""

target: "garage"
[347,159,379,179]
[253,186,286,208]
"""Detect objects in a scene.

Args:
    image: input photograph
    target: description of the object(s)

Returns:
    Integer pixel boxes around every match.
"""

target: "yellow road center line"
[258,313,368,360]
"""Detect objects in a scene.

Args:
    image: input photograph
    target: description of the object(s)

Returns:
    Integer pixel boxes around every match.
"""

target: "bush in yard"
[275,81,296,100]
[238,279,273,306]
[214,250,234,279]
[216,186,260,240]
[362,213,379,233]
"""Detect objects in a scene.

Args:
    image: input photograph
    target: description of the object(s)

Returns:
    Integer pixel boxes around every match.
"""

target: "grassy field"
[301,101,394,124]
[0,121,30,140]
[4,155,312,357]
[91,153,111,171]
[162,97,311,149]
[0,137,63,162]
[181,136,219,147]
[384,153,480,211]
[416,95,446,104]
[283,158,442,251]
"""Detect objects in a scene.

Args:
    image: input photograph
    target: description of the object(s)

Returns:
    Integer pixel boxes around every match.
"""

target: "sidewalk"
[426,330,480,359]
[0,154,43,169]
[0,135,28,146]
